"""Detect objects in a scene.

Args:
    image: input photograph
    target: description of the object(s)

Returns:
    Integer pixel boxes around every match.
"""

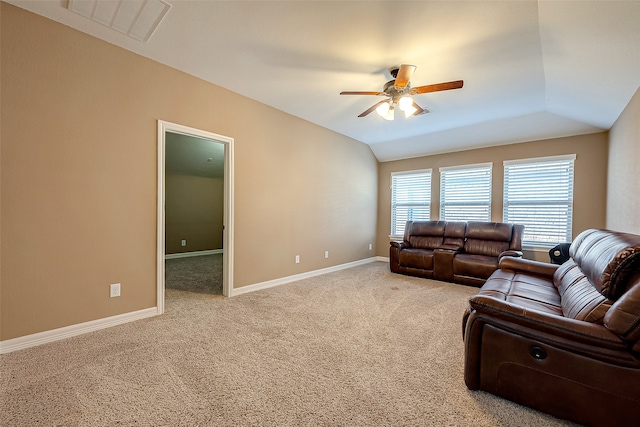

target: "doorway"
[157,121,234,314]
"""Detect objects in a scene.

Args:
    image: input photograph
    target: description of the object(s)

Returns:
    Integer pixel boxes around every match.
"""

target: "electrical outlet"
[369,243,373,250]
[324,251,329,259]
[110,283,121,298]
[295,255,300,264]
[181,239,186,246]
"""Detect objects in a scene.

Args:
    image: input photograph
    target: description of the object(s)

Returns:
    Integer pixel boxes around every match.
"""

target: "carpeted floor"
[165,254,223,295]
[0,262,577,426]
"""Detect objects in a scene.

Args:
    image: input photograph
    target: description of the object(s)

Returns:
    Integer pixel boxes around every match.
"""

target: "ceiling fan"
[340,64,464,120]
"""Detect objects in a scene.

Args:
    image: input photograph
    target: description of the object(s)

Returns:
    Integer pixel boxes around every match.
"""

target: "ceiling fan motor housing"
[383,80,410,103]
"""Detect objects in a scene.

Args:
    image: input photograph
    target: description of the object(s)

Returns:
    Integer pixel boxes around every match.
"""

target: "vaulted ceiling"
[8,1,640,161]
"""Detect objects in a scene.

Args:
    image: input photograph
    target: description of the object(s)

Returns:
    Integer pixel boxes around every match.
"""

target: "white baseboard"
[230,257,382,297]
[0,307,158,355]
[165,249,223,259]
[376,256,390,262]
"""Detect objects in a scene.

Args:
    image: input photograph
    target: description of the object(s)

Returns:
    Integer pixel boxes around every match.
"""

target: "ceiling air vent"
[67,0,171,42]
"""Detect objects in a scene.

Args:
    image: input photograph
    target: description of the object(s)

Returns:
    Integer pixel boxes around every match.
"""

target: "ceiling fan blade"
[394,64,416,89]
[411,101,430,116]
[358,100,389,117]
[340,91,385,96]
[410,80,464,95]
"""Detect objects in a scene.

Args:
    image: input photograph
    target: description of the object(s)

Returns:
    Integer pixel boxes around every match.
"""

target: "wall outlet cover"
[110,283,121,298]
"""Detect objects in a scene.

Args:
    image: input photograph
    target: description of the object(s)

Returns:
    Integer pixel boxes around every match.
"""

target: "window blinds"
[503,155,575,246]
[439,163,492,222]
[391,170,432,237]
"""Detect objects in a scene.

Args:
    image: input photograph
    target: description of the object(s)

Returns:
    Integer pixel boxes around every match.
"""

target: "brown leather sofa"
[390,221,524,286]
[462,228,640,426]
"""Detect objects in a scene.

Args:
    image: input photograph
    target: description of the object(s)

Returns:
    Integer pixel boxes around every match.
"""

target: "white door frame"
[157,120,234,313]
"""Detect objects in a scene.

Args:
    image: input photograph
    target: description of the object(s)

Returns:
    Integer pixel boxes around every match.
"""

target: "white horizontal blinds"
[391,170,432,237]
[439,163,492,222]
[503,155,576,246]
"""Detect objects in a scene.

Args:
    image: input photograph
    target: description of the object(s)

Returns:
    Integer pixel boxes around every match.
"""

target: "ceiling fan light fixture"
[383,105,395,121]
[376,102,390,117]
[398,95,413,111]
[398,95,417,117]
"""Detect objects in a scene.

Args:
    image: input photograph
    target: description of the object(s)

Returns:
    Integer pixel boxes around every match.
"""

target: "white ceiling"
[8,1,640,162]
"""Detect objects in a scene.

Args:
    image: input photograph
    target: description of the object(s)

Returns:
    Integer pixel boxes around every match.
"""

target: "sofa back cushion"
[604,281,640,349]
[553,260,613,322]
[508,224,525,251]
[443,221,466,247]
[404,221,446,249]
[570,229,640,300]
[463,222,514,257]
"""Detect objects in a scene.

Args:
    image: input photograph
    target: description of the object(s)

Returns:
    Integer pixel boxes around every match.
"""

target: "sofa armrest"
[498,256,558,279]
[434,246,461,281]
[438,243,463,252]
[466,295,630,357]
[390,240,409,249]
[389,240,412,273]
[498,250,523,260]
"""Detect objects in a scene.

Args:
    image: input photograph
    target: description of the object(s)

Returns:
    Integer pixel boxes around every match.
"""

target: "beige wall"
[165,175,224,254]
[376,133,609,261]
[0,4,378,340]
[0,1,3,341]
[607,87,640,234]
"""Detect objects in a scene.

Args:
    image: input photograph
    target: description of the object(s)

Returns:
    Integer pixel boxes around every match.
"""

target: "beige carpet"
[0,262,576,426]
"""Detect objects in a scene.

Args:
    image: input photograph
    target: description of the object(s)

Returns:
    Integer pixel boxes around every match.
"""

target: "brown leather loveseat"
[462,228,640,426]
[390,221,524,286]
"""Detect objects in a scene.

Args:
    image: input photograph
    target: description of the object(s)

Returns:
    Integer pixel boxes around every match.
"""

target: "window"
[503,155,575,246]
[390,170,432,237]
[439,163,492,221]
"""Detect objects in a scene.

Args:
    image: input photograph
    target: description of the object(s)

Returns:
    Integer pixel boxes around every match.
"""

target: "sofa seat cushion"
[453,254,499,280]
[554,260,613,323]
[477,269,563,316]
[399,248,434,270]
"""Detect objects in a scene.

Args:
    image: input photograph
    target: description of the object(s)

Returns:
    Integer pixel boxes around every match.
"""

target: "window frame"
[390,169,432,239]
